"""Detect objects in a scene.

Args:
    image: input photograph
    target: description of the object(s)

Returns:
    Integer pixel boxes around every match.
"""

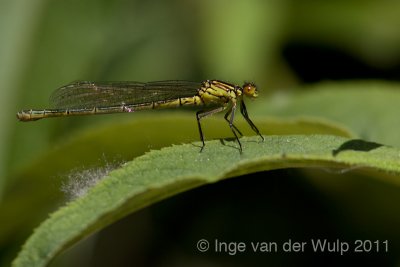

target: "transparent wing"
[50,80,202,108]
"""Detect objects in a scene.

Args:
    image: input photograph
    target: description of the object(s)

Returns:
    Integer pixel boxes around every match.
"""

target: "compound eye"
[243,83,258,97]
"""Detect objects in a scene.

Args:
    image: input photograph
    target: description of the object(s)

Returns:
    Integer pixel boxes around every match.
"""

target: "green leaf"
[12,135,400,267]
[255,81,400,147]
[1,115,351,245]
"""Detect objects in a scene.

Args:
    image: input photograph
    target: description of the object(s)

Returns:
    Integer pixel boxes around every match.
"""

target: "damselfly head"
[242,82,258,98]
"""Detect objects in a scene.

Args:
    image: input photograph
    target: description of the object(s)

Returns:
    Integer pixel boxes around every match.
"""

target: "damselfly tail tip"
[16,111,26,121]
[16,110,40,122]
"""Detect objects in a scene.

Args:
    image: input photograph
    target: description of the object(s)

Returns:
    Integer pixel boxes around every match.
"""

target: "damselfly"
[17,80,264,152]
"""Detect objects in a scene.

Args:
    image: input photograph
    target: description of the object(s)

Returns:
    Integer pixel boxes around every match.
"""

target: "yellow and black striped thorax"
[198,80,240,106]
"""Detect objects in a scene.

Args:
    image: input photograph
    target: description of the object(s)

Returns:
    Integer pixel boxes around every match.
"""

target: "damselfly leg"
[224,107,243,137]
[240,99,264,141]
[196,103,244,153]
[196,107,225,152]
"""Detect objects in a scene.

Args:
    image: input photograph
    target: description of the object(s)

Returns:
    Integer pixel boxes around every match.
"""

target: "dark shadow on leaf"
[190,143,203,151]
[191,138,239,152]
[333,139,383,156]
[220,138,240,151]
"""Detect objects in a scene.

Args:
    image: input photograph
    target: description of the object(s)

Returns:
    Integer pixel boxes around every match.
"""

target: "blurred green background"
[1,0,400,266]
